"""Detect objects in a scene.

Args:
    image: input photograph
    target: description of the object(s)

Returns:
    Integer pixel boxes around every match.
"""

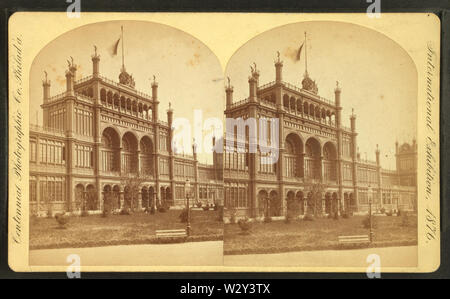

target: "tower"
[92,45,100,77]
[225,77,233,108]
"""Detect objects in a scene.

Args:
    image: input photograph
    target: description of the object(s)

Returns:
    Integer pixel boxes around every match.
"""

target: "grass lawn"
[224,214,417,255]
[30,209,223,250]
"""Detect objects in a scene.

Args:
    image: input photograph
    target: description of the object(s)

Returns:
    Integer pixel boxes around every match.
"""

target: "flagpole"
[121,26,125,69]
[304,31,308,75]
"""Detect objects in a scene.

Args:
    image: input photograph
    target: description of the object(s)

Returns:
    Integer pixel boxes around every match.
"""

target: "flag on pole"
[110,37,121,56]
[296,42,304,61]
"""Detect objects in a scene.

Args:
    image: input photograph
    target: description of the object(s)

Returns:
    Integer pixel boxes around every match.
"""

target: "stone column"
[36,176,40,215]
[136,150,141,174]
[137,191,142,211]
[120,192,125,209]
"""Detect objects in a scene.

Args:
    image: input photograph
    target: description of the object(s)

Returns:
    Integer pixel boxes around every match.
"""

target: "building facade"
[223,56,417,219]
[29,49,223,216]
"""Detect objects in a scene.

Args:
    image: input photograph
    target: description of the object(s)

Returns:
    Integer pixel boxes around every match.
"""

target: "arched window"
[323,142,337,182]
[140,136,153,175]
[101,128,120,172]
[122,132,138,173]
[284,133,303,178]
[305,138,321,180]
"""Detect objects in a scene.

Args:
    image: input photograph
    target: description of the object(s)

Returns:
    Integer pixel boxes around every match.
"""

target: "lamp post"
[185,179,191,236]
[393,185,399,212]
[368,185,374,243]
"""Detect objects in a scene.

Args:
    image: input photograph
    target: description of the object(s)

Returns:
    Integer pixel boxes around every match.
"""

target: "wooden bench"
[155,229,187,238]
[338,235,370,244]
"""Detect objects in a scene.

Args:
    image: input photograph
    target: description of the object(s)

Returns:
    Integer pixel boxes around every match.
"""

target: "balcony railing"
[75,92,94,103]
[29,124,66,137]
[98,75,152,100]
[229,98,249,109]
[282,81,335,106]
[74,75,93,85]
[258,81,276,90]
[46,92,67,103]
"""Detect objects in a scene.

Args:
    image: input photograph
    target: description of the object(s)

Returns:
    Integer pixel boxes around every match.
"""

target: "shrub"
[327,212,339,219]
[46,206,53,218]
[341,212,350,219]
[81,210,89,217]
[179,209,188,223]
[120,208,131,215]
[230,214,236,224]
[55,212,68,229]
[213,204,219,211]
[229,208,237,224]
[202,206,210,211]
[196,202,203,208]
[304,214,314,221]
[264,216,272,223]
[333,212,339,220]
[401,212,411,227]
[101,210,109,218]
[157,206,167,213]
[385,211,393,216]
[238,217,252,234]
[362,215,377,229]
[380,207,386,214]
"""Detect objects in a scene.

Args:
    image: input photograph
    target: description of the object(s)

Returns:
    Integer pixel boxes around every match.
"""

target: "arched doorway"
[344,193,349,211]
[148,186,155,208]
[160,186,166,206]
[86,184,97,210]
[296,191,305,215]
[286,191,298,218]
[257,190,269,217]
[165,187,172,206]
[124,185,131,209]
[269,190,280,217]
[325,192,332,214]
[112,185,121,210]
[349,192,355,212]
[332,192,339,214]
[141,187,149,209]
[74,184,85,211]
[103,185,112,212]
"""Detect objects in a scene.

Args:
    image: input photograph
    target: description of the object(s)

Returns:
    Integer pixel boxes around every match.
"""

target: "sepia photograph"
[7,12,440,273]
[222,21,419,268]
[27,20,224,267]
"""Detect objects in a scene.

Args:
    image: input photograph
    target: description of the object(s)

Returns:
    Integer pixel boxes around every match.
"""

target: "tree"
[102,190,116,216]
[120,173,149,212]
[304,179,326,217]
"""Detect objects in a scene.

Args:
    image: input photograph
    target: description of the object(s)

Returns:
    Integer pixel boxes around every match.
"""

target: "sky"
[225,21,417,169]
[30,20,417,169]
